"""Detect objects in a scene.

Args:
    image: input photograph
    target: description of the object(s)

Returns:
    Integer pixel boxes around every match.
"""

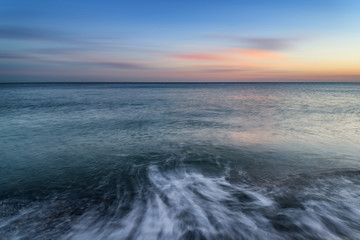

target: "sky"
[0,0,359,82]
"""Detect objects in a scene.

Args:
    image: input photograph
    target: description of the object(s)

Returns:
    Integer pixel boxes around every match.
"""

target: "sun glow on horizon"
[0,0,359,82]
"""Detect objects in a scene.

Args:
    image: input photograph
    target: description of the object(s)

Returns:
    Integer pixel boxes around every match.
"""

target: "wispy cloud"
[236,49,286,59]
[0,52,146,69]
[196,68,246,73]
[33,47,89,55]
[89,61,146,69]
[239,37,297,50]
[0,26,72,42]
[173,53,229,61]
[178,64,263,73]
[0,52,37,60]
[206,34,303,50]
[172,48,287,63]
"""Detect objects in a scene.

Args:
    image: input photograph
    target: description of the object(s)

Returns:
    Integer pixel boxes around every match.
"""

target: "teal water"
[0,83,360,239]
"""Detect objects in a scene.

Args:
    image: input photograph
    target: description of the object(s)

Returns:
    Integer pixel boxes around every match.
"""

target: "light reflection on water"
[0,83,359,239]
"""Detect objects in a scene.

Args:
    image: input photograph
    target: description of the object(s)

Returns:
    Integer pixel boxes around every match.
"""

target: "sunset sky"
[1,0,359,82]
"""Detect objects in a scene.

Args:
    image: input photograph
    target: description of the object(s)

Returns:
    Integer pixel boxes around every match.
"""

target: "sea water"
[0,83,359,239]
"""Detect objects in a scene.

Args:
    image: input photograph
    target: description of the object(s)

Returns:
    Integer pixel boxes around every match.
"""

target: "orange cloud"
[236,49,286,59]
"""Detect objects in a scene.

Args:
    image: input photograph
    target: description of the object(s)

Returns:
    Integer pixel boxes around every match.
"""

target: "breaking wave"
[1,163,360,240]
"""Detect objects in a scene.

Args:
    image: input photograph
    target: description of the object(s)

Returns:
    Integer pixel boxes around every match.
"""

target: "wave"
[1,164,360,240]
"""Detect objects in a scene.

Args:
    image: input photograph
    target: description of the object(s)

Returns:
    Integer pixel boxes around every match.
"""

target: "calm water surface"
[0,83,360,239]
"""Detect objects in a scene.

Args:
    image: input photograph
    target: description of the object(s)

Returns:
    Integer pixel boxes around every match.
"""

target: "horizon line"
[1,81,360,84]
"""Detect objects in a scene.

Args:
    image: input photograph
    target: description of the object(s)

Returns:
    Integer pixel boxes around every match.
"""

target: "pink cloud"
[172,48,287,63]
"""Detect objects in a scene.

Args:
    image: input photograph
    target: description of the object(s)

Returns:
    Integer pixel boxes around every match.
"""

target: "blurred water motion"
[0,83,359,239]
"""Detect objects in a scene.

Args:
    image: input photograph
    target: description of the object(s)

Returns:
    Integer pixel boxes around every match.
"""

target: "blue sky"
[1,0,359,82]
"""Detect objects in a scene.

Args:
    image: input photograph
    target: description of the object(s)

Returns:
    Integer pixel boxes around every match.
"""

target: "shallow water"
[0,83,359,239]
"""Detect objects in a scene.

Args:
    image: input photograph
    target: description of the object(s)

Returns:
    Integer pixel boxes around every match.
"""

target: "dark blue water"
[0,83,360,239]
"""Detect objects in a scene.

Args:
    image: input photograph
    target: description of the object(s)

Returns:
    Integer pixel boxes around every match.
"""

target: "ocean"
[0,83,359,239]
